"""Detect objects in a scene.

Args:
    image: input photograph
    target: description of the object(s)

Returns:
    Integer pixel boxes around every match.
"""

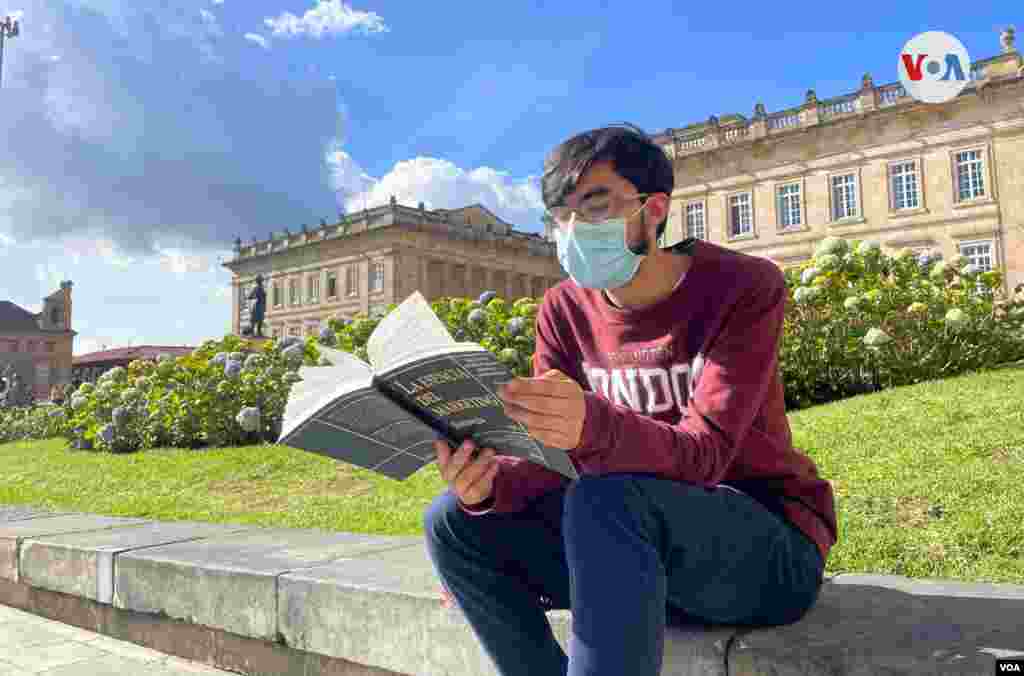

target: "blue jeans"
[424,474,824,676]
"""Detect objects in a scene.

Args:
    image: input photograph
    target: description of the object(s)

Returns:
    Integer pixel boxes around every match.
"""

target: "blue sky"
[0,0,1016,354]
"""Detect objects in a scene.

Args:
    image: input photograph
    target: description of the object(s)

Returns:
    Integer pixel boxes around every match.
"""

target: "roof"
[0,301,42,332]
[73,345,195,366]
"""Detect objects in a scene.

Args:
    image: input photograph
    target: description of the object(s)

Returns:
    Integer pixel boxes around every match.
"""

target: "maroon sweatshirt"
[466,239,837,563]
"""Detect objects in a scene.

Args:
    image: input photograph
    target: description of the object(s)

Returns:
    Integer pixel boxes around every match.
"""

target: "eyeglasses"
[546,192,652,228]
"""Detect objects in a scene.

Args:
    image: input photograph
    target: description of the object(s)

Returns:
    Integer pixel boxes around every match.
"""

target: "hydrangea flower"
[907,302,928,315]
[235,407,260,432]
[929,261,950,280]
[801,267,819,285]
[318,327,336,346]
[211,352,228,366]
[814,236,849,258]
[856,240,881,255]
[468,308,486,324]
[281,344,304,365]
[498,348,519,363]
[112,406,130,428]
[863,328,892,348]
[228,352,245,363]
[843,296,861,310]
[244,353,263,369]
[478,290,497,306]
[224,360,244,379]
[793,286,819,304]
[506,317,526,336]
[815,254,840,271]
[71,395,88,411]
[945,308,968,330]
[98,424,116,445]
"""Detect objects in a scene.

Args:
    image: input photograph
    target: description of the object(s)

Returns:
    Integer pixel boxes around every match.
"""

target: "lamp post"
[0,15,20,89]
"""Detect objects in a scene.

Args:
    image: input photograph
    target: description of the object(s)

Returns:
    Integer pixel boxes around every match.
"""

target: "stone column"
[857,73,877,114]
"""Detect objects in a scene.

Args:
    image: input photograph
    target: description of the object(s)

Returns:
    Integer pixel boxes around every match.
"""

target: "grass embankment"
[1,367,1021,583]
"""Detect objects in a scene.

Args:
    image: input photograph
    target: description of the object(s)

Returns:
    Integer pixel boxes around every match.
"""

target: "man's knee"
[563,474,650,536]
[423,490,462,549]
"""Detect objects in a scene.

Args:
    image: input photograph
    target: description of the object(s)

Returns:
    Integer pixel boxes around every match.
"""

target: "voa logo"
[899,31,972,104]
[998,664,1021,673]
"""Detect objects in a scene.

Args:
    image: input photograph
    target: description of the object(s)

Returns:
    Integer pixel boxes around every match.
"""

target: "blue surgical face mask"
[553,213,646,290]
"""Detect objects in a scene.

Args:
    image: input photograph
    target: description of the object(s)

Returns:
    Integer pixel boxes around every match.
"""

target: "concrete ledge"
[2,505,1024,675]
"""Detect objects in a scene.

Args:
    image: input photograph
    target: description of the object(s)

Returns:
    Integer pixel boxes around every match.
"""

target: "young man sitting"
[424,123,837,676]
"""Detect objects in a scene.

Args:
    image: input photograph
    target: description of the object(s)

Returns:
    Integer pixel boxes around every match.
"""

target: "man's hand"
[435,438,498,507]
[498,369,586,450]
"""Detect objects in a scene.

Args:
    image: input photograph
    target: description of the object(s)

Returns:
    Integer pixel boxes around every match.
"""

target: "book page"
[366,291,456,373]
[280,346,374,441]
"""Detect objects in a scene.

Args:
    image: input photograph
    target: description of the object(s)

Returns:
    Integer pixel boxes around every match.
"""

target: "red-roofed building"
[0,282,77,402]
[71,346,195,386]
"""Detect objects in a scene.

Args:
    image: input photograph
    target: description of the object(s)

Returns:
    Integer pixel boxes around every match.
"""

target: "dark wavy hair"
[541,123,674,244]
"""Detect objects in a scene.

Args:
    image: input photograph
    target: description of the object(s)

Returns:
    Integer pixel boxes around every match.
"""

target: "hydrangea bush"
[781,236,1024,408]
[3,239,1022,446]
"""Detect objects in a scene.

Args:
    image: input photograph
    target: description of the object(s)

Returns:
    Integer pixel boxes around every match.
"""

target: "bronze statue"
[246,274,267,337]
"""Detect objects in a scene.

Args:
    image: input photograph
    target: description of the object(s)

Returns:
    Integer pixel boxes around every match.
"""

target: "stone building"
[0,282,76,402]
[652,29,1024,294]
[223,200,565,339]
[71,345,195,387]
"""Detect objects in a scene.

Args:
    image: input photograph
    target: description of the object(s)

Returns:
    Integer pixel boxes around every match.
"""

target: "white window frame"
[370,261,385,293]
[727,191,754,239]
[345,265,358,297]
[888,158,922,212]
[952,146,988,203]
[957,239,995,273]
[326,271,337,299]
[272,281,282,308]
[289,278,299,306]
[684,200,706,240]
[775,181,803,230]
[828,170,861,222]
[307,274,320,303]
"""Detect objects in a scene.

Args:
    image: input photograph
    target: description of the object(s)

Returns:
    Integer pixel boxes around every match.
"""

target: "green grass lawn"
[1,367,1022,584]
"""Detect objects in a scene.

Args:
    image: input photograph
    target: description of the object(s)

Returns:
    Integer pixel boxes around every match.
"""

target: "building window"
[36,362,50,386]
[272,282,282,307]
[289,279,299,306]
[685,202,706,240]
[288,326,301,337]
[955,149,986,201]
[831,173,859,220]
[307,275,320,303]
[327,271,337,298]
[890,160,920,210]
[776,183,802,229]
[728,193,752,237]
[370,262,384,292]
[958,239,994,272]
[345,266,358,296]
[272,327,281,339]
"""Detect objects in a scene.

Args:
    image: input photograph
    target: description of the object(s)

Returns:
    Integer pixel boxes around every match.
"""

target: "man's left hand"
[498,369,586,450]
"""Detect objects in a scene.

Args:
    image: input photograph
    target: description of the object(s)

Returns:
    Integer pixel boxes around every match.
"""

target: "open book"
[277,292,579,481]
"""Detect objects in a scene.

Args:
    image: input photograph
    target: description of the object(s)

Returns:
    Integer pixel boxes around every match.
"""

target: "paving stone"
[19,521,256,604]
[0,636,109,672]
[0,514,151,583]
[278,541,734,676]
[728,573,1024,676]
[114,527,419,640]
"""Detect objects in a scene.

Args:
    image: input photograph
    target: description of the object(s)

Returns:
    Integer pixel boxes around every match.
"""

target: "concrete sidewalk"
[0,602,236,675]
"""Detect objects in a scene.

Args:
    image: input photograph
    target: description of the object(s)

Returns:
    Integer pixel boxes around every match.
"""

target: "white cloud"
[327,144,544,230]
[60,236,135,268]
[212,0,225,4]
[199,8,223,38]
[264,0,388,39]
[158,249,212,277]
[244,32,269,49]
